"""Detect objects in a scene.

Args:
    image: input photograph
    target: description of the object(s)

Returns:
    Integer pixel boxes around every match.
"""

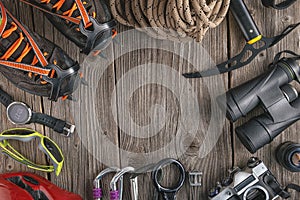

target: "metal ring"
[151,158,185,194]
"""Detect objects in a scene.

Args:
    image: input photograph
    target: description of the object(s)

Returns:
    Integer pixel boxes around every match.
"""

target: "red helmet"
[0,172,82,200]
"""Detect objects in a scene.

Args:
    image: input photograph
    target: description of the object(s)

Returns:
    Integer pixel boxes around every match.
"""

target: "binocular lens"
[236,119,272,154]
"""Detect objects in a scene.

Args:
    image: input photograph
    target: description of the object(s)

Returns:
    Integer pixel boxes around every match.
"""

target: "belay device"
[217,51,300,153]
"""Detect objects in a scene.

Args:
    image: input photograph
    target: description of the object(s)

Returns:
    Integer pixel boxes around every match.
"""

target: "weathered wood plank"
[1,1,299,200]
[113,16,231,199]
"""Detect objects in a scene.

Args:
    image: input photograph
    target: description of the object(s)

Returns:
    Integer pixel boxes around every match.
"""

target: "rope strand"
[110,0,230,42]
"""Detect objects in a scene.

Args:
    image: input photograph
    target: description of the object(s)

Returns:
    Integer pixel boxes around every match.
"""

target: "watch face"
[7,102,32,125]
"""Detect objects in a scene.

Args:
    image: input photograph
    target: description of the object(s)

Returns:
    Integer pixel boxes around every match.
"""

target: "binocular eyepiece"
[218,57,300,153]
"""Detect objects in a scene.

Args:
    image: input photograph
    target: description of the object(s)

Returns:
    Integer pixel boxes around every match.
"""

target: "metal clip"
[93,167,122,200]
[63,123,76,137]
[110,167,135,200]
[188,171,203,187]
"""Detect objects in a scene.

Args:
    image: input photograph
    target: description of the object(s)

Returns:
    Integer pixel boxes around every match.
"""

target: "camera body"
[209,158,287,200]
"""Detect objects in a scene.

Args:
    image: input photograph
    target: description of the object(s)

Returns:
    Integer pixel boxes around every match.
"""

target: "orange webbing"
[75,0,90,27]
[2,22,17,38]
[21,0,91,28]
[16,43,32,63]
[6,9,49,68]
[0,1,7,36]
[0,60,50,76]
[0,32,24,60]
[53,0,65,11]
[63,2,77,17]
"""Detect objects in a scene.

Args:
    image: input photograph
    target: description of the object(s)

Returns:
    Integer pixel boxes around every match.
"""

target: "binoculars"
[218,57,300,153]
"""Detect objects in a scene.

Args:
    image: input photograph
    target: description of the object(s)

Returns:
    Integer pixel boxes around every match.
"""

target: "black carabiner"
[151,158,185,200]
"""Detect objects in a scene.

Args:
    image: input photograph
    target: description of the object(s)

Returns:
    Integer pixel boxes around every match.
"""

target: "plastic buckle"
[63,123,75,137]
[79,17,117,54]
[42,63,80,101]
[188,171,203,187]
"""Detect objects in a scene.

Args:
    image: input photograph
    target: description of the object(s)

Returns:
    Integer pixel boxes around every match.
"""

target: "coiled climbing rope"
[110,0,231,42]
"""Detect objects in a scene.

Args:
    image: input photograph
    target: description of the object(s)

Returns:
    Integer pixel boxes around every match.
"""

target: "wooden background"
[0,0,300,199]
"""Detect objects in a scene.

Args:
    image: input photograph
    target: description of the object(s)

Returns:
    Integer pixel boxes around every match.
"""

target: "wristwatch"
[0,87,75,137]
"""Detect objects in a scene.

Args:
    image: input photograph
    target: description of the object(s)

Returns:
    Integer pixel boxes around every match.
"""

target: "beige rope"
[110,0,231,42]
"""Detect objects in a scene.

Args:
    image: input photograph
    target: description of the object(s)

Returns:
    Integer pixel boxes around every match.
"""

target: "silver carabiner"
[110,167,135,200]
[129,163,159,200]
[93,167,123,200]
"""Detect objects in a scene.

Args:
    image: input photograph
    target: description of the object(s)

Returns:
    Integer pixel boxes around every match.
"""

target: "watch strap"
[0,87,13,107]
[30,113,75,136]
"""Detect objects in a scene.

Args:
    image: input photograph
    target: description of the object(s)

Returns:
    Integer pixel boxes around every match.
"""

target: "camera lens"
[243,185,269,200]
[291,152,300,167]
[276,142,300,172]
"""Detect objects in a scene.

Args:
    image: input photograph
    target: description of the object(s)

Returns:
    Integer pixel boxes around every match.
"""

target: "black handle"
[230,0,261,43]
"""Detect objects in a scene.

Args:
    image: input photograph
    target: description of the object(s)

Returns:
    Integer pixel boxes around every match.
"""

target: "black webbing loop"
[261,0,297,9]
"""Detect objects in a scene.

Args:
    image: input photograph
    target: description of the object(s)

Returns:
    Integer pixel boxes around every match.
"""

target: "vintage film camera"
[209,157,290,200]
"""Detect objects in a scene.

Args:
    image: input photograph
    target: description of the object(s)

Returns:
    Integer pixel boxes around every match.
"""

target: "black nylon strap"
[183,22,300,78]
[285,183,300,193]
[0,87,13,107]
[261,0,297,9]
[30,113,67,134]
[272,50,300,65]
[279,183,300,199]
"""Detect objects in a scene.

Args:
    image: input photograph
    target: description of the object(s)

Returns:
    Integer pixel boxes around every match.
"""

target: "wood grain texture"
[0,0,299,200]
